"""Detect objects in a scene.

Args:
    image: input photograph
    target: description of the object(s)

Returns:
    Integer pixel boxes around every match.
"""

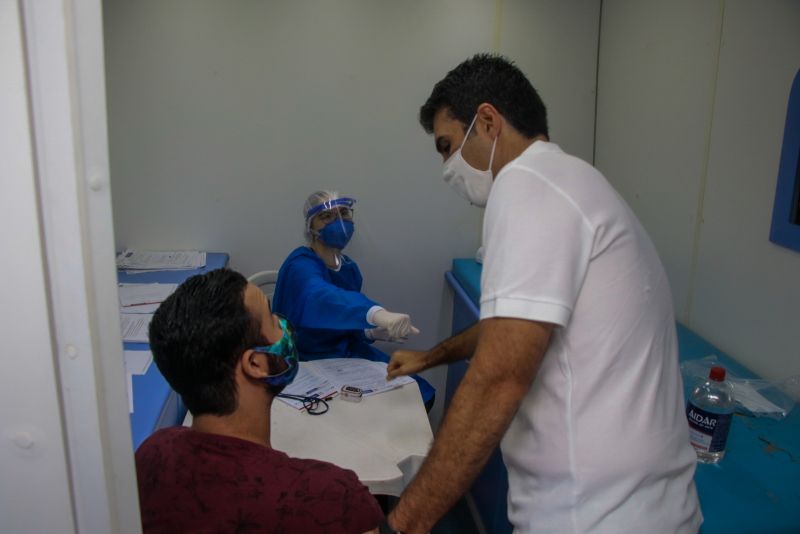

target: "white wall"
[1,1,75,530]
[596,0,800,381]
[103,0,600,427]
[6,0,142,531]
[691,1,800,381]
[500,0,600,163]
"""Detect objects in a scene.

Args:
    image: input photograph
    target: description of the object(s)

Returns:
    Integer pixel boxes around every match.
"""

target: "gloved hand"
[364,326,415,343]
[371,309,420,340]
[365,327,399,342]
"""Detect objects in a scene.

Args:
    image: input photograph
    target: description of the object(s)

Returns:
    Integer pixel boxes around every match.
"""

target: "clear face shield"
[305,197,356,249]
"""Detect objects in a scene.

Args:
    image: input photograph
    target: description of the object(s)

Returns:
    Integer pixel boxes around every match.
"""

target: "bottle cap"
[709,366,726,381]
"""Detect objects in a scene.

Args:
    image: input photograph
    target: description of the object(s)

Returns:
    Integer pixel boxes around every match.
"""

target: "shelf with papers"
[122,252,229,450]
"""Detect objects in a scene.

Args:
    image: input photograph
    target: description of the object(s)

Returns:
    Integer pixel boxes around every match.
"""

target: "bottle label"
[686,403,733,453]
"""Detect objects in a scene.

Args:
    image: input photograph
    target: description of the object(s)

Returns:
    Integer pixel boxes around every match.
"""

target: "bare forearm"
[424,322,479,368]
[389,366,527,532]
[388,318,551,533]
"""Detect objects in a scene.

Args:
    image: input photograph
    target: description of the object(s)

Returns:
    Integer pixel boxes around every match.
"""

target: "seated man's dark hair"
[419,53,548,139]
[148,268,263,416]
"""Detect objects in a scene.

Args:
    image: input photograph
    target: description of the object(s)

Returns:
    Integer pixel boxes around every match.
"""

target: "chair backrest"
[248,269,279,300]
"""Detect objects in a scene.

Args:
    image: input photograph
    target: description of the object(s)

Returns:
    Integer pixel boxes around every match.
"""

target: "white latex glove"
[365,327,406,343]
[371,309,420,340]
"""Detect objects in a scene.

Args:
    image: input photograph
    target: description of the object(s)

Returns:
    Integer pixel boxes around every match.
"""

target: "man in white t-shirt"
[385,54,702,533]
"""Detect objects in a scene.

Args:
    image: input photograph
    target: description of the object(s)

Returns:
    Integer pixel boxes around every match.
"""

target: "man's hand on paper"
[387,349,429,380]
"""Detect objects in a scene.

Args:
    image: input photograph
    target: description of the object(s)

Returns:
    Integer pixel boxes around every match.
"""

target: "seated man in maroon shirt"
[137,268,383,533]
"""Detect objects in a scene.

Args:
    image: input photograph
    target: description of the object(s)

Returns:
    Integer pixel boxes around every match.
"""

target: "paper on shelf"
[118,283,177,313]
[127,372,134,414]
[124,349,153,375]
[116,249,206,271]
[120,313,153,343]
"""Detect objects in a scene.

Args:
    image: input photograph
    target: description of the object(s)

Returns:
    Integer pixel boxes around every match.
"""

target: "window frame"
[769,69,800,253]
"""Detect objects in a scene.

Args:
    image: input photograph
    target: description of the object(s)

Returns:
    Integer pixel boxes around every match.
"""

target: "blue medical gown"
[272,246,434,403]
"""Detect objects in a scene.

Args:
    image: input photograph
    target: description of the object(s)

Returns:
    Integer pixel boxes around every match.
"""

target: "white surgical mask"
[442,114,497,207]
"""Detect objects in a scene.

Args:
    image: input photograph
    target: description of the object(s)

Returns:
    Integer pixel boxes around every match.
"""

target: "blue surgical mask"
[252,316,299,389]
[318,219,354,250]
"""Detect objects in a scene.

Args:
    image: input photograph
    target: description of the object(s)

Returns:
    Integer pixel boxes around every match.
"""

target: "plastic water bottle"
[686,366,734,463]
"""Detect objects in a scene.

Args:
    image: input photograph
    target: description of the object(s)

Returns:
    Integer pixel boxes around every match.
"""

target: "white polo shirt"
[481,141,701,533]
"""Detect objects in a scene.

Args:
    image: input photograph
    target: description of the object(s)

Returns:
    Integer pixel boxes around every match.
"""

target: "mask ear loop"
[487,135,498,173]
[249,346,290,380]
[460,114,479,151]
[307,210,326,244]
[460,114,497,173]
[306,200,330,241]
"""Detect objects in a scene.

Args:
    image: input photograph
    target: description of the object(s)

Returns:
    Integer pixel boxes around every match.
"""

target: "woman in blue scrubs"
[272,190,435,409]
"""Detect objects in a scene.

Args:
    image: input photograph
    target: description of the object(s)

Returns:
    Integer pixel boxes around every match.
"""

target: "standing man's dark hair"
[149,268,263,416]
[419,53,548,138]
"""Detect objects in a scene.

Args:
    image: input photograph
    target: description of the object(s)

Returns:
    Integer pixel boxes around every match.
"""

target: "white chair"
[248,269,279,300]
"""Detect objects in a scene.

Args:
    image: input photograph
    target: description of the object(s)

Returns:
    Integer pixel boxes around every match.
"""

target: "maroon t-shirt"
[135,427,383,533]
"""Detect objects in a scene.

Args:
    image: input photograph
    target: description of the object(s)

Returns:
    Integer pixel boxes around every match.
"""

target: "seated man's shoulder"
[274,455,384,532]
[134,426,190,461]
[281,454,366,492]
[135,428,383,533]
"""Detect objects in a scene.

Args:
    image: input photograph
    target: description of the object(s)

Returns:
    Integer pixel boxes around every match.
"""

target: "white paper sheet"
[120,313,153,343]
[118,283,177,310]
[307,359,414,397]
[124,349,153,375]
[127,372,134,414]
[279,365,339,409]
[116,249,206,271]
[276,359,415,409]
[118,283,172,305]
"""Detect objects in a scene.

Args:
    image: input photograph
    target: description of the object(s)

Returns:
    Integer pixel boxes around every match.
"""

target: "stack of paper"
[118,284,171,342]
[119,283,177,314]
[116,249,206,273]
[118,283,178,342]
[124,349,153,375]
[278,366,340,409]
[278,358,415,409]
[120,313,152,343]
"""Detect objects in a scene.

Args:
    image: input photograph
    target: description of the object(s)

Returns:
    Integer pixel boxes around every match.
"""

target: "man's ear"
[241,349,270,380]
[477,102,502,137]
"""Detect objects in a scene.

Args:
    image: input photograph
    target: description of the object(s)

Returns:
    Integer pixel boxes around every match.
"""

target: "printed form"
[278,359,415,409]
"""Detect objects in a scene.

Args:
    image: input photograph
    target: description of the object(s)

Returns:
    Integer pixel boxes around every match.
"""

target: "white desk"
[185,382,433,496]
